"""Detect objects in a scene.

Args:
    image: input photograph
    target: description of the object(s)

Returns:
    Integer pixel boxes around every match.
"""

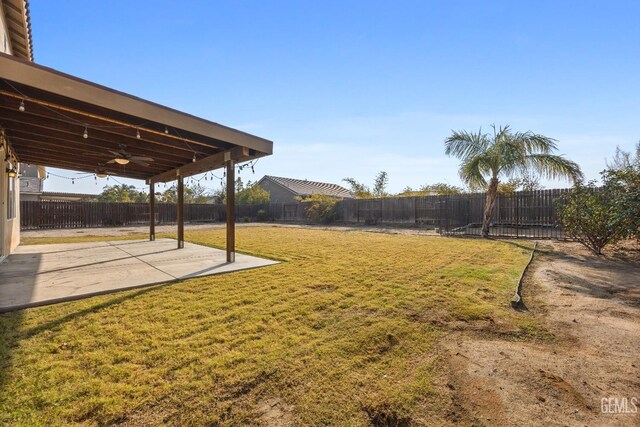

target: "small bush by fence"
[20,188,571,238]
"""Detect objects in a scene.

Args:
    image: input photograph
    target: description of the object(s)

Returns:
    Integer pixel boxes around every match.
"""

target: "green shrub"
[558,165,640,255]
[558,182,624,254]
[303,195,340,224]
[602,166,640,242]
[255,209,269,222]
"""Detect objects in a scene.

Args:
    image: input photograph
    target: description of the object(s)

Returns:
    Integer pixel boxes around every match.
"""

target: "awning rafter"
[0,52,272,181]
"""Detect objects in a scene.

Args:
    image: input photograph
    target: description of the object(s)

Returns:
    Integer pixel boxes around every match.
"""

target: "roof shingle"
[260,175,353,198]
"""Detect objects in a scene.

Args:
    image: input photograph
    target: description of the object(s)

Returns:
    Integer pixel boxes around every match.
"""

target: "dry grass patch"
[2,227,540,425]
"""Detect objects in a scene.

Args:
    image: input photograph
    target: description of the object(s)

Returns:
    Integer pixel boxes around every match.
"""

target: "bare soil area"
[20,222,439,239]
[445,241,640,426]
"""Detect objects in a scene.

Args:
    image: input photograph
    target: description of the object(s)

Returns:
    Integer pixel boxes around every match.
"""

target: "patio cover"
[0,52,272,182]
[0,52,273,261]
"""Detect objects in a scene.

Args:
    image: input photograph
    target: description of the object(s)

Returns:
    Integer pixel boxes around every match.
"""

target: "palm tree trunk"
[481,177,499,237]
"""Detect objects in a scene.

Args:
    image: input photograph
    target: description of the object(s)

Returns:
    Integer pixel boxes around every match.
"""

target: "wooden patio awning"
[0,52,273,183]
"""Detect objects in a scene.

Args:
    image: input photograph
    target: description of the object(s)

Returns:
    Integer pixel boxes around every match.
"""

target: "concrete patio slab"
[0,238,278,312]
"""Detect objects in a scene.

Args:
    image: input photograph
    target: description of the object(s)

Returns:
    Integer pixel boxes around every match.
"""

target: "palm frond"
[526,153,584,182]
[512,131,558,154]
[459,153,491,187]
[444,128,488,160]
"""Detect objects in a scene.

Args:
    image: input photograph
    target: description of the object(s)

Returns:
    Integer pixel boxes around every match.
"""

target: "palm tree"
[445,125,583,237]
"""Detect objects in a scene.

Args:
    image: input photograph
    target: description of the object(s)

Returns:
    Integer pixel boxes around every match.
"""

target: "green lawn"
[1,227,540,425]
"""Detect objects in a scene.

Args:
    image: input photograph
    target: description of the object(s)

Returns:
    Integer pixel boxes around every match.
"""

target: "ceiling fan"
[107,145,154,167]
[76,163,112,178]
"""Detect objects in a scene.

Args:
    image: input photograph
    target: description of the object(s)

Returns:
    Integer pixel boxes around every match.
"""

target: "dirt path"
[445,241,640,426]
[20,223,439,239]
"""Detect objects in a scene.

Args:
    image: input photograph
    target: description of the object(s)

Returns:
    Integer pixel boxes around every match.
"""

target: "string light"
[83,127,88,139]
[136,129,141,139]
[164,127,169,134]
[18,99,25,112]
[192,153,196,163]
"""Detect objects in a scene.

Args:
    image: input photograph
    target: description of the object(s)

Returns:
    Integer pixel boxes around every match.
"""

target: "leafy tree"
[372,171,389,197]
[157,186,177,203]
[98,184,147,203]
[606,141,640,170]
[209,184,226,204]
[236,181,270,205]
[558,181,625,255]
[558,165,640,254]
[497,176,544,194]
[343,171,389,198]
[398,183,464,196]
[445,124,582,237]
[342,177,373,198]
[602,165,640,242]
[302,194,340,224]
[187,183,210,204]
[422,182,464,195]
[156,183,212,203]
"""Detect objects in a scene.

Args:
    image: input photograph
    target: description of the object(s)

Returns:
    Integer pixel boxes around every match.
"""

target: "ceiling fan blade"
[106,159,116,164]
[130,156,154,162]
[130,159,150,167]
[107,150,122,156]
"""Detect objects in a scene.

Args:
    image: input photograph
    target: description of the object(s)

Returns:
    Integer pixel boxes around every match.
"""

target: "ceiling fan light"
[114,158,130,165]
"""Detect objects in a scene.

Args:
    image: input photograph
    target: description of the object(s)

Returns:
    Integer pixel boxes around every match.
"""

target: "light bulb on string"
[164,127,169,134]
[18,99,25,112]
[192,153,196,163]
[83,127,89,139]
[136,129,141,139]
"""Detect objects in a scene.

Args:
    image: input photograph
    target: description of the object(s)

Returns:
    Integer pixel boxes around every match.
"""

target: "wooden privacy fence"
[21,188,571,238]
[20,201,227,230]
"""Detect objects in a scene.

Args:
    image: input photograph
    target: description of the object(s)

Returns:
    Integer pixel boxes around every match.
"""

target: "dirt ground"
[445,241,640,426]
[20,222,440,239]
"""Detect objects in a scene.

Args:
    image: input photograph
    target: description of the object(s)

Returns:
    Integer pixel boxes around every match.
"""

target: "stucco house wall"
[257,179,298,204]
[0,6,21,257]
[0,140,20,257]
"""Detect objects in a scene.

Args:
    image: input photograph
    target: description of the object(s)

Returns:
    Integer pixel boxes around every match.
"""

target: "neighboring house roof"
[259,175,353,199]
[2,0,33,61]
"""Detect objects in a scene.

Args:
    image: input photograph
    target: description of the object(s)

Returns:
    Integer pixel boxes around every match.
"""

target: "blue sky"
[31,0,639,194]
